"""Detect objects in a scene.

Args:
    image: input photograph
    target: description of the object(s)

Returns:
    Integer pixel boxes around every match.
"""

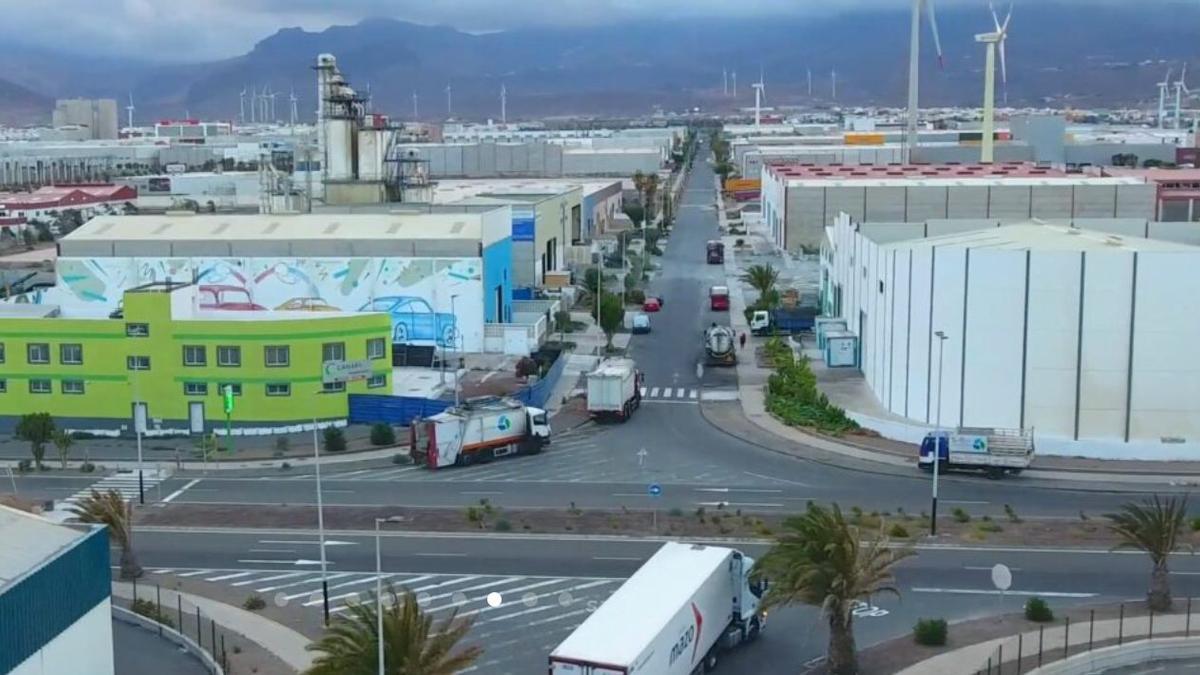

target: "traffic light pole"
[223,385,235,453]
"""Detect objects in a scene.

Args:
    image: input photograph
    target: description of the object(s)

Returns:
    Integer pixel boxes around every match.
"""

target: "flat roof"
[878,222,1200,253]
[551,542,732,666]
[434,178,616,198]
[769,162,1069,180]
[64,212,496,243]
[0,506,89,591]
[430,180,584,205]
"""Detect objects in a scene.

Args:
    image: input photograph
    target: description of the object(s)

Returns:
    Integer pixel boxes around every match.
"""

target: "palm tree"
[306,585,482,675]
[741,264,781,302]
[53,429,74,471]
[71,489,143,580]
[1106,495,1189,611]
[754,503,913,675]
[642,173,659,223]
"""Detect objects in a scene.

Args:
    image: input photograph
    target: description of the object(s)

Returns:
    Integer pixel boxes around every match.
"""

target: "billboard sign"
[323,359,374,384]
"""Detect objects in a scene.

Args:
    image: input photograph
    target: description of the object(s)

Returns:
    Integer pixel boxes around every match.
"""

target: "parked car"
[199,285,266,311]
[275,297,341,312]
[631,313,651,334]
[642,296,662,313]
[359,296,457,346]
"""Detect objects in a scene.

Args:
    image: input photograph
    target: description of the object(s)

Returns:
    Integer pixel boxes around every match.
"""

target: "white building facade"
[823,214,1200,459]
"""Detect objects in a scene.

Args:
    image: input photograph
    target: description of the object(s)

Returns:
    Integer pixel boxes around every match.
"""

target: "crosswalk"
[147,566,622,674]
[640,385,700,401]
[46,469,171,522]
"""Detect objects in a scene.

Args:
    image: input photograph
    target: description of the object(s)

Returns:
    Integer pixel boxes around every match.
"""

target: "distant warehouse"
[823,214,1200,459]
[763,163,1157,252]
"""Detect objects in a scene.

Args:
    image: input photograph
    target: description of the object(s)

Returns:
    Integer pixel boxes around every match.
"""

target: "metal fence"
[126,579,237,675]
[972,599,1200,674]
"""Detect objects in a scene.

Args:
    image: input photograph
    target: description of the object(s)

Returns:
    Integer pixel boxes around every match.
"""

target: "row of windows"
[0,375,387,396]
[4,338,388,369]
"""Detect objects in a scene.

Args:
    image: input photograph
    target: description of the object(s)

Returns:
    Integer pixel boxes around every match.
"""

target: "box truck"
[918,427,1034,479]
[549,542,766,675]
[409,397,550,469]
[586,358,643,421]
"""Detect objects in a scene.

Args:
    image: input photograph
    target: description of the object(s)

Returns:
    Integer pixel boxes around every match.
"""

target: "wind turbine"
[723,68,728,96]
[731,70,737,97]
[905,0,945,162]
[125,92,135,130]
[365,81,373,114]
[289,88,299,126]
[445,83,453,118]
[1157,67,1174,129]
[831,69,837,100]
[501,83,507,124]
[806,68,812,97]
[268,86,278,122]
[752,71,766,128]
[413,90,419,119]
[239,87,247,123]
[1174,65,1189,130]
[976,2,1012,163]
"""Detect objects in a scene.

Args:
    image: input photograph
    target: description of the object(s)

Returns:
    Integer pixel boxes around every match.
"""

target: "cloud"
[0,0,1138,62]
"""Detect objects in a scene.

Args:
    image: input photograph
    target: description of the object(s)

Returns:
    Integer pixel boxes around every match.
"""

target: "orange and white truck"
[410,397,550,469]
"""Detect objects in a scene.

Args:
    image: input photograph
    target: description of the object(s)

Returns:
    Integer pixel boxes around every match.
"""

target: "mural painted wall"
[33,256,486,351]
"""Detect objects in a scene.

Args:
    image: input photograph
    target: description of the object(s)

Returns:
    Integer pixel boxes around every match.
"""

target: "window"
[0,343,5,363]
[0,379,6,393]
[218,383,242,396]
[183,382,208,396]
[125,323,149,337]
[266,383,291,397]
[367,373,387,389]
[61,380,85,395]
[29,379,51,394]
[27,343,49,364]
[183,345,207,367]
[127,355,151,370]
[217,346,241,367]
[322,342,345,363]
[366,338,386,360]
[264,345,290,367]
[322,381,346,393]
[60,343,83,365]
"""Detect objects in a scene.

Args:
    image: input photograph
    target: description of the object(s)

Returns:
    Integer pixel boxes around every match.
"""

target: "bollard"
[195,607,202,647]
[1090,609,1095,651]
[221,635,227,670]
[131,577,138,606]
[1189,597,1194,637]
[1149,607,1155,640]
[987,657,992,675]
[177,595,183,630]
[1064,616,1070,658]
[1118,604,1124,645]
[210,619,216,660]
[998,644,1003,675]
[156,585,163,637]
[1038,625,1045,667]
[1018,633,1023,672]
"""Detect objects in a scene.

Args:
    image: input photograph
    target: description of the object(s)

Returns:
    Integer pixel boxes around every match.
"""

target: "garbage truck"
[918,427,1035,479]
[585,358,643,422]
[409,397,550,469]
[704,323,737,366]
[549,542,767,675]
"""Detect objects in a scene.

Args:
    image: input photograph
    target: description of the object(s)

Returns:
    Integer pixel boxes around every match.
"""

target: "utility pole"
[501,84,507,124]
[930,330,948,536]
[412,91,419,120]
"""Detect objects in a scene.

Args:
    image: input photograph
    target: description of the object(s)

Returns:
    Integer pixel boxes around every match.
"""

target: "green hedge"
[763,337,859,436]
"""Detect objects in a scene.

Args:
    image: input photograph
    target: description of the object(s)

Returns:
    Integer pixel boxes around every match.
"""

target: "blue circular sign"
[497,416,511,431]
[648,483,662,498]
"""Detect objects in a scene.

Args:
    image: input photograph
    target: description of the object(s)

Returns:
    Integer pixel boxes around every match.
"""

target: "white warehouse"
[823,214,1200,459]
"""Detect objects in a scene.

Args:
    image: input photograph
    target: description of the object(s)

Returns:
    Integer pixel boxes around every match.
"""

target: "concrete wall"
[12,601,114,675]
[825,214,1200,457]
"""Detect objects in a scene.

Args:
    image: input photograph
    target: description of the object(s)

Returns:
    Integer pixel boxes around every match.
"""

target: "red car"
[642,296,662,312]
[199,285,266,311]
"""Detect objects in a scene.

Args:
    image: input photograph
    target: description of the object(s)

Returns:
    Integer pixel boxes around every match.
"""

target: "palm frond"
[1106,495,1189,565]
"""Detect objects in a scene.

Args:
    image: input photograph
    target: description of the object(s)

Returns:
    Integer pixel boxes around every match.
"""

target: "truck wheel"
[703,650,718,671]
[747,618,762,642]
[986,467,1003,480]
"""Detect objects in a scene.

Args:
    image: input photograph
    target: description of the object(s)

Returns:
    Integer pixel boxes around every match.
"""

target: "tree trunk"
[1149,561,1172,611]
[119,544,143,580]
[826,612,858,675]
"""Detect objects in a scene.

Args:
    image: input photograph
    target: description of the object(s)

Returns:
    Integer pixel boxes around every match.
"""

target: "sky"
[0,0,1137,63]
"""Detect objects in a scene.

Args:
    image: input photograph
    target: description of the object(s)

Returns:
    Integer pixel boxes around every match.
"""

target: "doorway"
[188,402,205,434]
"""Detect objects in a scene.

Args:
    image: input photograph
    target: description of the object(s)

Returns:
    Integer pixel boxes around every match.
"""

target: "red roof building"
[0,184,137,218]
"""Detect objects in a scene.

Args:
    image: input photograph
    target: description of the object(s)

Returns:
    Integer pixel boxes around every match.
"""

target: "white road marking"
[911,587,1097,598]
[593,556,641,562]
[695,488,783,494]
[696,501,783,508]
[232,572,304,587]
[640,387,647,397]
[649,387,659,397]
[662,387,674,398]
[742,471,810,486]
[174,569,213,578]
[248,548,296,554]
[964,566,1023,572]
[160,479,200,504]
[205,571,256,582]
[943,500,990,505]
[413,553,467,558]
[690,390,699,399]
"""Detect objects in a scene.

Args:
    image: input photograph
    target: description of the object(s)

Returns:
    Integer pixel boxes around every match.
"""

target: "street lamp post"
[931,330,948,536]
[450,294,460,406]
[311,402,330,624]
[374,515,402,675]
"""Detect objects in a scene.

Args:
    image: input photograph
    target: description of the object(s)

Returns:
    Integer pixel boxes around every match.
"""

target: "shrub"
[1025,597,1054,622]
[131,598,175,628]
[16,459,31,473]
[668,507,684,517]
[80,461,96,473]
[494,519,512,532]
[624,288,646,305]
[369,423,396,446]
[1191,516,1200,532]
[1004,504,1021,523]
[392,453,406,465]
[977,521,1003,533]
[764,351,859,435]
[952,507,970,523]
[242,595,266,611]
[889,523,911,538]
[274,436,290,455]
[322,427,347,453]
[279,462,292,471]
[913,618,948,646]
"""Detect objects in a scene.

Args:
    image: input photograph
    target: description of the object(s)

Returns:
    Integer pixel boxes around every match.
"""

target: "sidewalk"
[0,444,407,473]
[114,580,312,673]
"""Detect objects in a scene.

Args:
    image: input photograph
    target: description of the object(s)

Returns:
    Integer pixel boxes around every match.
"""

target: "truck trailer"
[703,324,737,366]
[549,542,766,675]
[918,427,1034,479]
[586,358,643,421]
[410,397,550,469]
[749,308,817,336]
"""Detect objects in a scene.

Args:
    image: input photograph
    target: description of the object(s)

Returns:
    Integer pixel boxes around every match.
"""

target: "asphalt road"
[132,527,1200,675]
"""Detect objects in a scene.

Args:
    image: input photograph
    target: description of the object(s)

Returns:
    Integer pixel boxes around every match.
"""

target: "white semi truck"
[409,397,550,469]
[549,542,766,675]
[585,358,643,422]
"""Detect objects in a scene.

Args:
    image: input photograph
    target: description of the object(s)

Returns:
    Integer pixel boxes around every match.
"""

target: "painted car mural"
[275,297,340,311]
[199,285,266,311]
[360,296,458,347]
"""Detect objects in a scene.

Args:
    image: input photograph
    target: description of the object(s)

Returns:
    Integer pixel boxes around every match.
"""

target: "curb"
[0,443,409,472]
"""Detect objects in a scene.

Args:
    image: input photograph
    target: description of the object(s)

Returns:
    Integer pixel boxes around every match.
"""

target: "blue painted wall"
[482,236,514,324]
[0,526,110,673]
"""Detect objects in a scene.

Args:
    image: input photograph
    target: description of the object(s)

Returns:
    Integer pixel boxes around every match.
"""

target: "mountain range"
[2,2,1198,126]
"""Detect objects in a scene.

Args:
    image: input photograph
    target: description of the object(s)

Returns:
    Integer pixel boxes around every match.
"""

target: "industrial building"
[119,171,262,210]
[51,98,119,141]
[392,141,665,179]
[0,281,391,433]
[41,210,515,354]
[1,505,113,675]
[823,214,1200,458]
[1098,167,1200,222]
[0,184,137,232]
[762,163,1156,251]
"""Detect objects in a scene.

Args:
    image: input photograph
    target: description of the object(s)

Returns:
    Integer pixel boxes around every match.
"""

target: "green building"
[0,281,391,435]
